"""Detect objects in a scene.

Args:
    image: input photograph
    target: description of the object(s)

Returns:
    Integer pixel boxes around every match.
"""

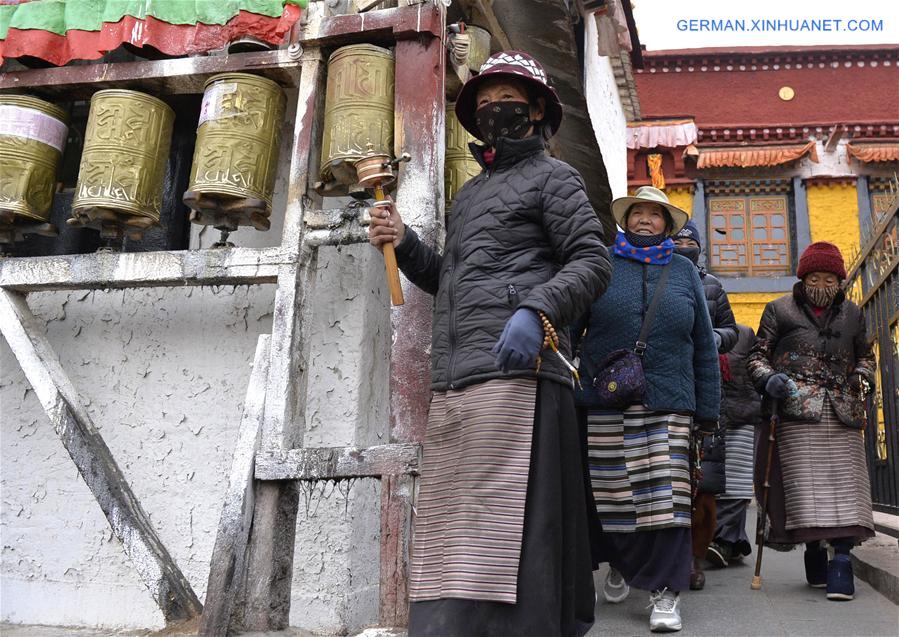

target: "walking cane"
[751,402,778,590]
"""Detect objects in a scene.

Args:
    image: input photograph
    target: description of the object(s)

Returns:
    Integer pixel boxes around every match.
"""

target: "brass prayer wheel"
[319,44,395,191]
[185,73,286,225]
[444,102,480,208]
[0,95,69,223]
[71,89,174,227]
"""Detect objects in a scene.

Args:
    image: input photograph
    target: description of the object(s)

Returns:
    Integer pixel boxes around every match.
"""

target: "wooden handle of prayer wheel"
[374,184,405,306]
[383,242,405,306]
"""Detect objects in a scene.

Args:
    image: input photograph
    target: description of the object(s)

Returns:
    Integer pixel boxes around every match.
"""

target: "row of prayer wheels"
[1,42,485,247]
[0,72,286,243]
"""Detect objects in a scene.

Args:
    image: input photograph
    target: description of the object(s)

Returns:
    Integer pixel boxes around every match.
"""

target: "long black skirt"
[408,380,596,637]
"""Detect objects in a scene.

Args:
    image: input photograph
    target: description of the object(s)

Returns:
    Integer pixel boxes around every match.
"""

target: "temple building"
[626,45,899,329]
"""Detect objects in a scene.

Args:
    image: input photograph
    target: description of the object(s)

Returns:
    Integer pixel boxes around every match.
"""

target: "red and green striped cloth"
[0,0,308,65]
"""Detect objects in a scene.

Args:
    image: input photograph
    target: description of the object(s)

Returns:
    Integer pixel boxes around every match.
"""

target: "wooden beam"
[0,289,203,622]
[469,0,513,51]
[0,246,286,292]
[234,49,327,633]
[299,1,444,47]
[391,33,444,445]
[255,443,421,480]
[0,49,301,99]
[379,474,415,627]
[199,336,270,637]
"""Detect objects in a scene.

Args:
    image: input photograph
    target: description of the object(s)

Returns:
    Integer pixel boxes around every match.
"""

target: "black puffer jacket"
[748,283,876,427]
[722,325,762,427]
[394,135,612,391]
[700,269,738,353]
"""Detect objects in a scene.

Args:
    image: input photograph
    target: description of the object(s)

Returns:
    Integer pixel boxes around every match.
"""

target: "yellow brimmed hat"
[611,186,691,235]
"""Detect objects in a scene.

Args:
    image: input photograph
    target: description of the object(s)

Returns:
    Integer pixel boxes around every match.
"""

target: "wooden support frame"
[0,49,302,99]
[1,1,448,631]
[199,336,271,637]
[256,443,421,480]
[0,289,203,622]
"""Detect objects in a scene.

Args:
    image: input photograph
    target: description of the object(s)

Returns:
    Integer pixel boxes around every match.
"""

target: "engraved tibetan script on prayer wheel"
[319,44,395,192]
[445,102,480,209]
[72,90,174,225]
[186,73,286,224]
[0,95,69,223]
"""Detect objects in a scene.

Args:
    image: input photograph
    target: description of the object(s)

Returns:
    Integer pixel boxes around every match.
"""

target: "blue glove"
[713,331,723,351]
[765,373,795,399]
[492,308,544,372]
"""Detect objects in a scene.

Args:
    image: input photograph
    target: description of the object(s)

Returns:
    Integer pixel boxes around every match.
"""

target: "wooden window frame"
[707,193,792,276]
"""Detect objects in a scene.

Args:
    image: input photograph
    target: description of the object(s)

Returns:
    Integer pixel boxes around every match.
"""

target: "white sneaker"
[602,567,630,603]
[648,589,682,632]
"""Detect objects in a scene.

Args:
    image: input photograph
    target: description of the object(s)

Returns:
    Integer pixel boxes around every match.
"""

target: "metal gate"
[846,182,899,515]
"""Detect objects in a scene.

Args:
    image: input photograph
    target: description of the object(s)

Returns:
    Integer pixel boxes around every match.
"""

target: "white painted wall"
[583,15,629,200]
[1,88,392,634]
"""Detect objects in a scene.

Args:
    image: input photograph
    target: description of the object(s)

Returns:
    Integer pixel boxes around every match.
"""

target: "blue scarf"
[613,231,675,265]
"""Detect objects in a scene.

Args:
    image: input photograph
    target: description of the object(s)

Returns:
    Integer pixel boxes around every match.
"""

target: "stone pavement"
[587,510,899,637]
[2,513,896,637]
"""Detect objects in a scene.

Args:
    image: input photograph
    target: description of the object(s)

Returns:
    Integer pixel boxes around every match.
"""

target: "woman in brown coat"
[747,241,876,601]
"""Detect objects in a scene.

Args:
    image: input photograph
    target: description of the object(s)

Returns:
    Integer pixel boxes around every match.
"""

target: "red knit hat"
[797,241,846,280]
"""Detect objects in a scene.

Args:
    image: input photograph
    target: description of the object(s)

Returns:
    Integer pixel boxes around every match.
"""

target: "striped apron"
[409,378,538,604]
[718,425,755,500]
[587,406,693,533]
[778,402,874,532]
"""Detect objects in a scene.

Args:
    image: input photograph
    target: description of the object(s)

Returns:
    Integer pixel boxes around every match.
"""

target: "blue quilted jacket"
[572,253,721,423]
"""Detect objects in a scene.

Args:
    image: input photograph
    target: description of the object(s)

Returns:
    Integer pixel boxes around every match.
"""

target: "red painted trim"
[639,45,899,72]
[0,6,300,65]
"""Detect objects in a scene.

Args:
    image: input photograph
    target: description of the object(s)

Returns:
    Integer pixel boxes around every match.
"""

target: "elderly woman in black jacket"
[748,242,875,602]
[370,51,611,637]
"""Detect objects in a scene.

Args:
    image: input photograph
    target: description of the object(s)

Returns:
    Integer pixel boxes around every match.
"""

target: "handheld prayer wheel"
[0,95,68,226]
[70,89,174,241]
[444,102,480,209]
[355,144,410,306]
[183,73,286,243]
[319,44,395,194]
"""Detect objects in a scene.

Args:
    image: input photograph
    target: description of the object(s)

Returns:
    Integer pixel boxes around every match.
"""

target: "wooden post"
[380,16,446,625]
[199,336,271,636]
[0,289,203,622]
[234,48,327,631]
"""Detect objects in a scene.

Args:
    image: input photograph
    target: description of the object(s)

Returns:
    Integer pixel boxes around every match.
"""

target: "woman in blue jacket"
[573,186,720,633]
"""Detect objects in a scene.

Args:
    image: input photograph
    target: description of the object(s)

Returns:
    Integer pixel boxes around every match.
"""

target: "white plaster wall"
[1,285,276,630]
[583,15,629,199]
[1,252,392,633]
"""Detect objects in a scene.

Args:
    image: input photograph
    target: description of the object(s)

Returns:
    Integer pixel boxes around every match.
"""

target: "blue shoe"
[826,554,855,600]
[804,544,827,588]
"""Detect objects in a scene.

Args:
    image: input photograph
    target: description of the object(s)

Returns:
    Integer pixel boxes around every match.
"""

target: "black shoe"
[826,554,855,600]
[804,544,827,588]
[689,557,706,590]
[706,541,732,568]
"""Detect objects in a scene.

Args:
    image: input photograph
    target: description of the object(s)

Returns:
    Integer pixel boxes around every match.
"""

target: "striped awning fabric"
[846,143,899,163]
[696,140,819,169]
[0,0,306,65]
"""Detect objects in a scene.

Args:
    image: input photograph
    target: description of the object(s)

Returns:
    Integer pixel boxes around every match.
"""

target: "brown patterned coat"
[747,282,876,429]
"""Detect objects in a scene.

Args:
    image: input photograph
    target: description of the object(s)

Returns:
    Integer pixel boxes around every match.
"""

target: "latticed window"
[708,194,791,275]
[869,177,898,225]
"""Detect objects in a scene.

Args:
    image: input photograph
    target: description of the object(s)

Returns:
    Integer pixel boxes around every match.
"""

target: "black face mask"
[675,246,701,265]
[624,231,667,247]
[475,100,532,146]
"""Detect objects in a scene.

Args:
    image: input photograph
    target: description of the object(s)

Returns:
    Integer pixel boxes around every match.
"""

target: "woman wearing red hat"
[747,241,876,601]
[369,51,611,635]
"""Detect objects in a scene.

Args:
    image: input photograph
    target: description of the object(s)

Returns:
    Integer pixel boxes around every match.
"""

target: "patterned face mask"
[475,100,532,145]
[804,283,839,308]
